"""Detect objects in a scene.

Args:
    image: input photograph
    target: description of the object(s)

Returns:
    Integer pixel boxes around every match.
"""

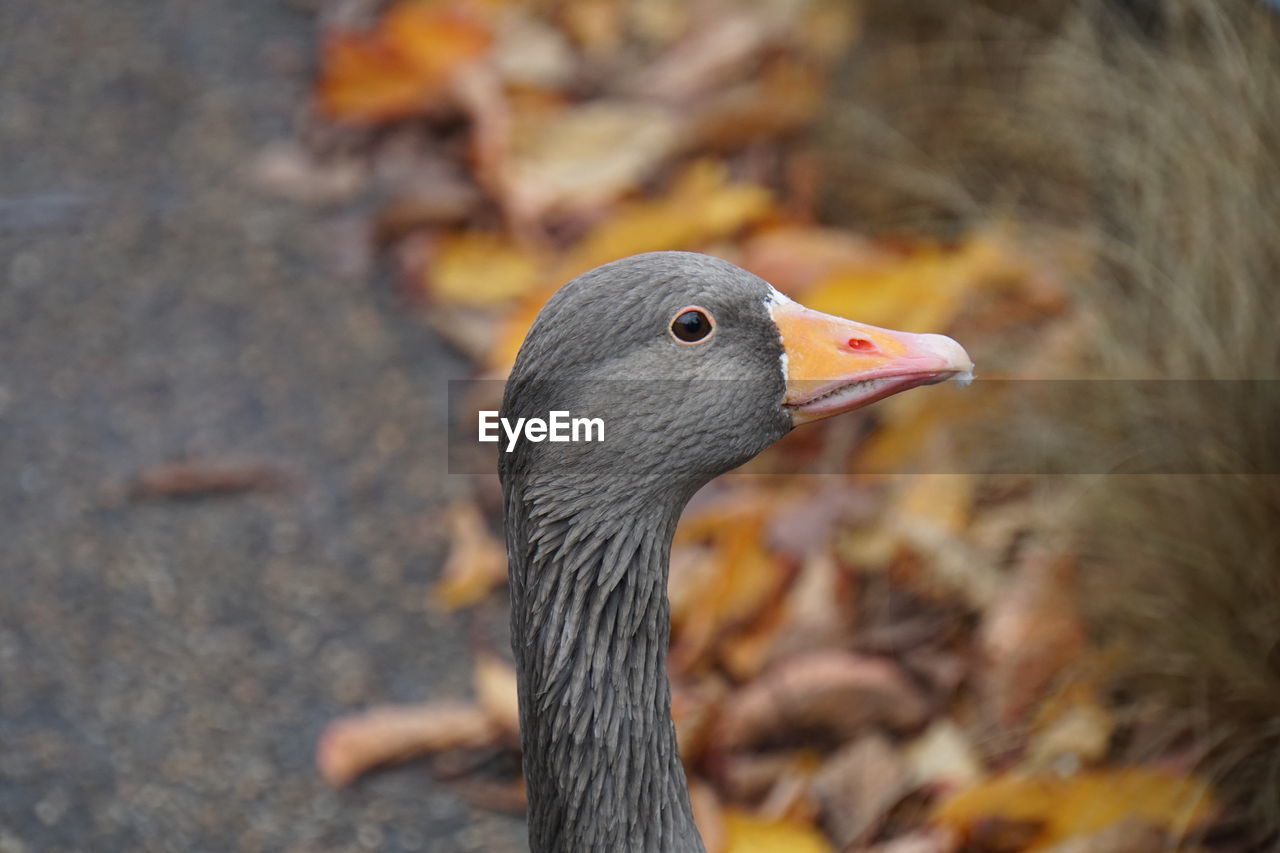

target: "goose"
[499,251,972,851]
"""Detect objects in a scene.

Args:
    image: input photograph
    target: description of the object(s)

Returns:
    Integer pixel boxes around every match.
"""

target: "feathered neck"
[503,480,705,853]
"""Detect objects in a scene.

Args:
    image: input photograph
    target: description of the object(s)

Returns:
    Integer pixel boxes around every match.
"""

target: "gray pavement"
[0,2,525,850]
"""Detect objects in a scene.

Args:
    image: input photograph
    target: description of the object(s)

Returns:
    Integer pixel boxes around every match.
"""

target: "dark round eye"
[670,307,714,343]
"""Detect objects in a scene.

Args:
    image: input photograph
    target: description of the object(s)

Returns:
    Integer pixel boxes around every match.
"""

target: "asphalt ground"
[0,2,526,850]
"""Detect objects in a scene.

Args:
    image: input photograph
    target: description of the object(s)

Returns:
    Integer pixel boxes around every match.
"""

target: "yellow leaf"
[934,768,1219,851]
[317,2,492,123]
[722,809,833,853]
[802,232,1033,333]
[427,231,546,306]
[892,473,974,537]
[804,246,968,334]
[566,160,773,276]
[855,383,991,473]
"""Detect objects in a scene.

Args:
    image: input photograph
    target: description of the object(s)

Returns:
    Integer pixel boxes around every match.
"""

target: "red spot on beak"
[846,338,875,352]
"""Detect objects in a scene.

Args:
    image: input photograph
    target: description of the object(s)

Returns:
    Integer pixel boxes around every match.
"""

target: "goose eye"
[670,307,714,344]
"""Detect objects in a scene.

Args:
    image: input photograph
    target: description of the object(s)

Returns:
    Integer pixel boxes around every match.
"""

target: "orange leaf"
[317,2,492,123]
[669,491,787,673]
[933,768,1218,851]
[316,702,496,786]
[432,501,507,610]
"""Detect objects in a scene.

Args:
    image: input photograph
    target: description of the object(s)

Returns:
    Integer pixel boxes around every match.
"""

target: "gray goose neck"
[505,487,704,853]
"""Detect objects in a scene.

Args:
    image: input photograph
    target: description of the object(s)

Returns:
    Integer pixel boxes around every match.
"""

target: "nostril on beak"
[846,338,875,352]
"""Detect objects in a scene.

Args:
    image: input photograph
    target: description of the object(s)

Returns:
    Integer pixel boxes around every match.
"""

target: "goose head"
[500,250,972,503]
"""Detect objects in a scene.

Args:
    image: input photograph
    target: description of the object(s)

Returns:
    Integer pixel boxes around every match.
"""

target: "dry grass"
[822,0,1280,843]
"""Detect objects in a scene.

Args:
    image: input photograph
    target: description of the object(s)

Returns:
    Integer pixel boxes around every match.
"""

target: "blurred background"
[2,1,1277,851]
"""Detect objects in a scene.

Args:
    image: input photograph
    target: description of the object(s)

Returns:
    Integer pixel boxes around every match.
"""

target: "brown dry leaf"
[1037,819,1168,853]
[796,0,865,62]
[622,12,769,102]
[812,734,911,849]
[979,551,1086,727]
[1025,682,1114,773]
[672,534,779,672]
[373,149,485,241]
[317,2,493,123]
[714,651,930,752]
[432,500,507,610]
[755,754,822,825]
[672,676,728,764]
[473,653,519,736]
[253,142,367,205]
[422,304,503,363]
[492,9,575,88]
[425,231,547,307]
[765,483,873,561]
[488,160,774,370]
[317,701,496,786]
[720,549,854,682]
[667,544,719,637]
[560,0,624,56]
[503,100,681,222]
[688,58,826,152]
[865,830,960,853]
[716,747,824,799]
[128,459,294,500]
[716,595,790,682]
[668,492,788,674]
[721,808,834,853]
[933,768,1218,851]
[691,780,728,853]
[960,816,1046,853]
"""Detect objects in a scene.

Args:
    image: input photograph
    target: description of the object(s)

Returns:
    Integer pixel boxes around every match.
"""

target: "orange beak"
[770,295,974,425]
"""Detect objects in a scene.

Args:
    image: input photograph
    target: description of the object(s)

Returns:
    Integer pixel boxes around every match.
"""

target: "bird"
[499,251,972,852]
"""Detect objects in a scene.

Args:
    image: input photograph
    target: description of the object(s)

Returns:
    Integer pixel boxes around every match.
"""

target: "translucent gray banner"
[447,379,1279,475]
